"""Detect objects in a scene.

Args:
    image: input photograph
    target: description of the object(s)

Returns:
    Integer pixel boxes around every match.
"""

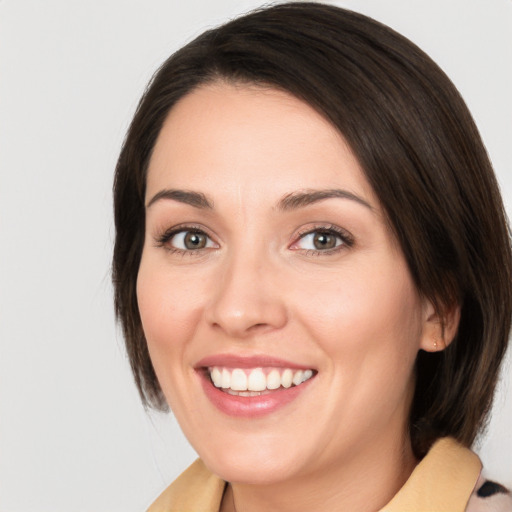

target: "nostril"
[246,322,276,334]
[251,323,268,329]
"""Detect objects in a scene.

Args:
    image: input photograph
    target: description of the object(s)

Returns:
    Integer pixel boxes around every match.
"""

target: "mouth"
[195,355,317,417]
[207,366,315,396]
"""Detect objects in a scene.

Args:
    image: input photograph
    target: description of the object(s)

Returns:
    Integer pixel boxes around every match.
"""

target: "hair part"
[113,2,512,457]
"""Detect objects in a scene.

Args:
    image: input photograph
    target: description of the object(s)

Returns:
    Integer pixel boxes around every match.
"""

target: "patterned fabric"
[466,475,512,512]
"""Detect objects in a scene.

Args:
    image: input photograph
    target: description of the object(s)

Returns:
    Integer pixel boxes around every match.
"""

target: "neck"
[221,432,417,512]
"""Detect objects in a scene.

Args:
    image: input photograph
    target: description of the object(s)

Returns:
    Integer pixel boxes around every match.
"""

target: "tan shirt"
[147,437,481,512]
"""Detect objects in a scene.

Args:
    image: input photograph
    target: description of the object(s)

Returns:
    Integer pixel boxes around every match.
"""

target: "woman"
[112,3,512,511]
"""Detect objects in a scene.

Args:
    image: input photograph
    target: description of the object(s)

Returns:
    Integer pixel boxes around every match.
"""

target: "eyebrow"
[146,187,372,212]
[277,189,373,211]
[146,189,214,209]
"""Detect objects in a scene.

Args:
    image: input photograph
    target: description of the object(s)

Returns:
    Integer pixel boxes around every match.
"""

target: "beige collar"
[147,437,481,512]
[381,437,481,511]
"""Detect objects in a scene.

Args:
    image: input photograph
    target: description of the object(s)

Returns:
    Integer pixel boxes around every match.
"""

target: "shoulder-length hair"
[112,2,512,457]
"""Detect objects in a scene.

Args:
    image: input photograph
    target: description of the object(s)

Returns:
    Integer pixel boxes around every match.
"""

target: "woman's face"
[137,83,435,485]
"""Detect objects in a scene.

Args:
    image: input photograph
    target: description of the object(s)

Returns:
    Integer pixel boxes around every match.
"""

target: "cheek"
[136,257,204,367]
[292,258,423,371]
[305,264,423,429]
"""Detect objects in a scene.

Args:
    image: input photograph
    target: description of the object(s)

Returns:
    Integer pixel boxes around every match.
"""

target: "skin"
[137,83,450,512]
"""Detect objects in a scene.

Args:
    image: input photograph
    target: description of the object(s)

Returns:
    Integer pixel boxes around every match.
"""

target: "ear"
[419,299,460,353]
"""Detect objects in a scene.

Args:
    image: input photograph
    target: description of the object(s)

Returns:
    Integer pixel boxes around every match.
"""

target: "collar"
[381,437,481,511]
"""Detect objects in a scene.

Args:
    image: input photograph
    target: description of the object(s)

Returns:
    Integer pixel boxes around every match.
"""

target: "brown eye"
[183,232,207,249]
[313,232,337,250]
[292,227,351,253]
[164,229,216,251]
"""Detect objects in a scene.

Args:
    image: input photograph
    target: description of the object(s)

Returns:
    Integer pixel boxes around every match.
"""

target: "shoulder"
[466,475,512,512]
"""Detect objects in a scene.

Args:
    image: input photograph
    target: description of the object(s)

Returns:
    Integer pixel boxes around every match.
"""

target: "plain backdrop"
[0,1,510,511]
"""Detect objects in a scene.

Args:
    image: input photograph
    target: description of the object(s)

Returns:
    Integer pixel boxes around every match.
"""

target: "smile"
[209,366,315,395]
[196,355,317,417]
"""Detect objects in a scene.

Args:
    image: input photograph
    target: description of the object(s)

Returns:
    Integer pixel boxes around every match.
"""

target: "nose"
[205,249,288,339]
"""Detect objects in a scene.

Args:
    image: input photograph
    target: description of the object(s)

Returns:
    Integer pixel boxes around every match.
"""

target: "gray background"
[0,1,510,510]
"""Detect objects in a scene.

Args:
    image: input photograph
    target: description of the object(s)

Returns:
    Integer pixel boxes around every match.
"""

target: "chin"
[198,441,307,485]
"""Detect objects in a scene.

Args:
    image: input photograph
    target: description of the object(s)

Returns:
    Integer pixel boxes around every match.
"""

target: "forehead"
[146,82,377,206]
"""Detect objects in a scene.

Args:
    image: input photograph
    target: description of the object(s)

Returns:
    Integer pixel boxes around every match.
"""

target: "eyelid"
[152,222,353,256]
[153,223,219,252]
[290,224,355,252]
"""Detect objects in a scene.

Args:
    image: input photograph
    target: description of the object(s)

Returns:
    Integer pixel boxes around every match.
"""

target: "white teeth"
[267,369,281,390]
[247,368,267,391]
[221,368,231,389]
[227,389,268,397]
[211,367,222,387]
[231,369,248,391]
[292,370,304,386]
[209,366,314,392]
[281,369,293,388]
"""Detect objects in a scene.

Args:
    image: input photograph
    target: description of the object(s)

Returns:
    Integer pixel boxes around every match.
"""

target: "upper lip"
[195,353,314,370]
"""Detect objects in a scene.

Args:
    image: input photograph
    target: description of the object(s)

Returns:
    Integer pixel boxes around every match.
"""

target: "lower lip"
[198,371,314,417]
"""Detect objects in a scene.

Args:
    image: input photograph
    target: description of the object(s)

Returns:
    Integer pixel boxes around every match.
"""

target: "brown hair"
[112,2,512,457]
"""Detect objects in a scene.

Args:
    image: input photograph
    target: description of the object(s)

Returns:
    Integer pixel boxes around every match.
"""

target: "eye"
[291,226,353,253]
[171,230,214,250]
[299,231,341,250]
[156,227,218,253]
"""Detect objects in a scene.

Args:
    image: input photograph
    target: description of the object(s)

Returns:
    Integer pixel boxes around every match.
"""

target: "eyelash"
[154,224,216,256]
[292,225,354,256]
[153,224,354,256]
